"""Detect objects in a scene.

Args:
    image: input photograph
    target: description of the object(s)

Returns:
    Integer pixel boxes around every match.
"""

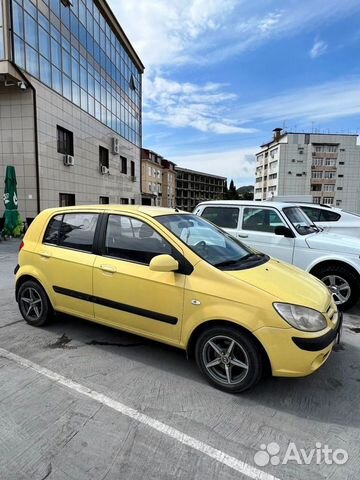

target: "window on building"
[311,184,322,191]
[325,158,336,167]
[121,156,127,174]
[131,161,135,177]
[324,171,335,179]
[131,199,135,205]
[312,158,323,166]
[59,193,75,206]
[120,198,129,204]
[312,171,322,179]
[338,174,344,178]
[57,126,73,155]
[323,197,334,205]
[339,161,345,165]
[324,184,335,192]
[104,215,171,264]
[242,208,285,233]
[99,146,109,169]
[313,197,321,204]
[99,196,109,204]
[337,187,343,191]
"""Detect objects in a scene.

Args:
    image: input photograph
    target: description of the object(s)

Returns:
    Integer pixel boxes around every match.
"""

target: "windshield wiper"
[215,253,264,268]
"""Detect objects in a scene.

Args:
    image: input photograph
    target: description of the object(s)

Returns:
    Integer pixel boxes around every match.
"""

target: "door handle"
[39,251,51,258]
[237,234,248,238]
[100,264,117,273]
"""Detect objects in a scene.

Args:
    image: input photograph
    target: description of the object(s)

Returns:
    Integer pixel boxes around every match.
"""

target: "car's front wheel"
[195,326,263,393]
[314,264,360,311]
[18,280,52,326]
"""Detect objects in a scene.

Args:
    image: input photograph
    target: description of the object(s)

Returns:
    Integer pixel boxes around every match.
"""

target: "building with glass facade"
[0,0,144,220]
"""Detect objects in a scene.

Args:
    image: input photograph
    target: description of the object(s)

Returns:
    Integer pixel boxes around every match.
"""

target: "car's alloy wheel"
[20,287,43,321]
[321,274,351,306]
[195,326,263,393]
[18,280,51,326]
[202,335,249,385]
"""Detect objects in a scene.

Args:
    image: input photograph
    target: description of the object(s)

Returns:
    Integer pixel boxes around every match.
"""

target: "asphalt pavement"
[0,239,359,480]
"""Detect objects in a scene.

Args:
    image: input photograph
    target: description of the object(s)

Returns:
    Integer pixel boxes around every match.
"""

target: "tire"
[18,280,52,326]
[314,264,360,311]
[195,326,263,393]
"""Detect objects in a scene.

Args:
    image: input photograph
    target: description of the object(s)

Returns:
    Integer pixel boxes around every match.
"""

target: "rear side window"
[201,207,239,229]
[242,207,285,233]
[104,215,171,264]
[43,213,99,252]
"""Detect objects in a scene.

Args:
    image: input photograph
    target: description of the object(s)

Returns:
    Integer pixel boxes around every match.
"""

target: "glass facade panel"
[11,0,142,146]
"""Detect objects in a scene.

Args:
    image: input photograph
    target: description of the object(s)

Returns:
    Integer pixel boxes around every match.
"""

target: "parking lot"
[1,239,360,480]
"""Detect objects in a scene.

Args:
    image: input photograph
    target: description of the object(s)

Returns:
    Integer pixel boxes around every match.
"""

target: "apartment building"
[175,167,226,212]
[0,0,144,220]
[141,148,176,207]
[254,128,360,211]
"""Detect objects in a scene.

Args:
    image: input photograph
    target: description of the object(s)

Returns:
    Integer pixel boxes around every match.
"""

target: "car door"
[92,213,186,345]
[240,206,295,263]
[38,211,100,318]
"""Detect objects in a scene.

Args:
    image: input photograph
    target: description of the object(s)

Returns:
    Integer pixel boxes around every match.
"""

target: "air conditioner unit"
[131,176,137,182]
[112,137,120,155]
[101,165,110,175]
[288,171,292,174]
[64,155,74,166]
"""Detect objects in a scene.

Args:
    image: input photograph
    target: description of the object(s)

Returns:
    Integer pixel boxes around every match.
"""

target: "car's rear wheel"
[315,264,359,311]
[18,280,51,326]
[195,326,263,393]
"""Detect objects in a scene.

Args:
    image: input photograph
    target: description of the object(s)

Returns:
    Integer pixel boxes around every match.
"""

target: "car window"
[242,208,285,233]
[301,207,321,222]
[319,210,341,222]
[104,215,172,264]
[157,214,268,270]
[43,214,63,244]
[201,207,240,229]
[43,213,99,252]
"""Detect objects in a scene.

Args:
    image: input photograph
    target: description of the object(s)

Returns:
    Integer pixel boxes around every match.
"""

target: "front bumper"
[254,312,342,378]
[292,312,343,351]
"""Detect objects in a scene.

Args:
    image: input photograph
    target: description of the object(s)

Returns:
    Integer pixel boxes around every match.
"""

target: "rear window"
[43,213,99,252]
[201,207,239,229]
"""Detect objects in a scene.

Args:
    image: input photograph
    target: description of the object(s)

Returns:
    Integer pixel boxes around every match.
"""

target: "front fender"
[306,254,360,275]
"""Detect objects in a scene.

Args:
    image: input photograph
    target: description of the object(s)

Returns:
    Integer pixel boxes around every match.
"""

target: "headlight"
[273,303,327,332]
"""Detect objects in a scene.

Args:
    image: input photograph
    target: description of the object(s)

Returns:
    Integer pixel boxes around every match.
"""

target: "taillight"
[19,241,24,252]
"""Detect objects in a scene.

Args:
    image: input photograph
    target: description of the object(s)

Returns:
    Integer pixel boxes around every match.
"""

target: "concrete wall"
[0,83,38,219]
[0,73,141,220]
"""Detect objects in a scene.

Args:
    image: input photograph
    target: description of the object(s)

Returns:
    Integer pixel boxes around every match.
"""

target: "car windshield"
[157,214,269,270]
[283,207,319,235]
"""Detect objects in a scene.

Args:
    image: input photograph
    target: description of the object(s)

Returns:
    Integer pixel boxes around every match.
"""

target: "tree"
[225,179,239,200]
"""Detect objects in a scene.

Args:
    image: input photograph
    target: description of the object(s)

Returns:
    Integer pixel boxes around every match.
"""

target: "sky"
[108,0,360,187]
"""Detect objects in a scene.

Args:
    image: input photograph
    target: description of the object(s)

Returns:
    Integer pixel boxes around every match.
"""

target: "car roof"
[42,205,189,218]
[196,200,297,209]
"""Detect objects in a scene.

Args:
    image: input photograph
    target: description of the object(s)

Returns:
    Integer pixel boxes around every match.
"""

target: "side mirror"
[274,226,294,238]
[149,254,179,272]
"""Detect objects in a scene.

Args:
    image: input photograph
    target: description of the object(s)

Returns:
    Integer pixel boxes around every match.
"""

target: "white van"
[194,200,360,310]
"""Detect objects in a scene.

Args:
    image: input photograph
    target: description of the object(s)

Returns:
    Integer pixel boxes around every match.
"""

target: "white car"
[294,204,360,238]
[194,200,360,310]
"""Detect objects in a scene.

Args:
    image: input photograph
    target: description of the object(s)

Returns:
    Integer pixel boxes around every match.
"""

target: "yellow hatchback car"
[15,205,342,392]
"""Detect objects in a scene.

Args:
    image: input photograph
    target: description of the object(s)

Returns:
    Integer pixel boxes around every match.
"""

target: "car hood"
[305,232,360,254]
[225,258,330,312]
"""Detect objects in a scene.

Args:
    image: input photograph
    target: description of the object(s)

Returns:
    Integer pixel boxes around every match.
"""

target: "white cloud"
[171,147,258,185]
[235,77,360,124]
[109,0,360,68]
[309,38,328,58]
[143,75,257,134]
